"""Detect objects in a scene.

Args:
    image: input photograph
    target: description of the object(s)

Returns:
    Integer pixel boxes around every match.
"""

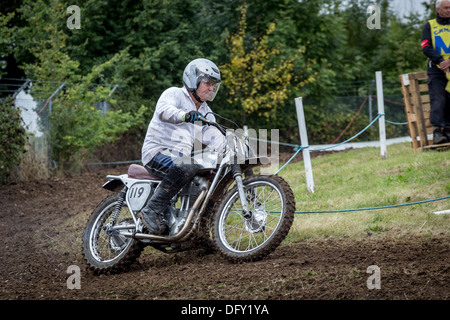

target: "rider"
[139,58,226,235]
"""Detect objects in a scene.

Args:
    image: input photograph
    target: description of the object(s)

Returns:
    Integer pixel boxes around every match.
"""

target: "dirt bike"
[82,115,295,273]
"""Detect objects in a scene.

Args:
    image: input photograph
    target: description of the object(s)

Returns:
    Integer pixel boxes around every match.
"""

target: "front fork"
[231,164,251,219]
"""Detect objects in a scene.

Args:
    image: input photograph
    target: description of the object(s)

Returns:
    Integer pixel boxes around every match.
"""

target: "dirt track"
[0,165,449,308]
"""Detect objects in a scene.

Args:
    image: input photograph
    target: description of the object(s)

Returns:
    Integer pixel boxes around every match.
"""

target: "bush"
[0,98,27,184]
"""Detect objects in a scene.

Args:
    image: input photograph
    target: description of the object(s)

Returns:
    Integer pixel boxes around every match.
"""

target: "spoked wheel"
[82,194,144,274]
[212,175,295,262]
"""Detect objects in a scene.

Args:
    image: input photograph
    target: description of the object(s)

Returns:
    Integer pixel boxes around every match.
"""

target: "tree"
[332,0,427,89]
[16,0,145,169]
[0,11,15,78]
[4,0,432,158]
[0,98,27,183]
[221,5,308,125]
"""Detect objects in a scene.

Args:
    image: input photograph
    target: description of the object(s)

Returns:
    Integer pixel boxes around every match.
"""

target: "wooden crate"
[400,71,450,151]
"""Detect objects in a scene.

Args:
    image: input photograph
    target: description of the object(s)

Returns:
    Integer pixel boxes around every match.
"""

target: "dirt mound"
[1,166,448,309]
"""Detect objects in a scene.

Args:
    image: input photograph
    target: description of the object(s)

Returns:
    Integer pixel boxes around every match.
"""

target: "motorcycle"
[82,115,296,273]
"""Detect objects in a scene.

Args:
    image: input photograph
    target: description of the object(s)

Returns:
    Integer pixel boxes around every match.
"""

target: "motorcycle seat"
[128,164,163,180]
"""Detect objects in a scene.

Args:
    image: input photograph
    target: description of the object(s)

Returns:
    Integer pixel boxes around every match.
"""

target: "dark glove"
[182,111,204,123]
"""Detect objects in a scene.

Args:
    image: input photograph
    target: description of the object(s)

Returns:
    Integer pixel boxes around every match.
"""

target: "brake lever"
[198,116,227,136]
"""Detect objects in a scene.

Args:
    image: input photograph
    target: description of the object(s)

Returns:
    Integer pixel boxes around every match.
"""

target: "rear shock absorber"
[108,186,128,227]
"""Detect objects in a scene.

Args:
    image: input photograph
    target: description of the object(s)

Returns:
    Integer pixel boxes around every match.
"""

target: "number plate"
[126,181,152,211]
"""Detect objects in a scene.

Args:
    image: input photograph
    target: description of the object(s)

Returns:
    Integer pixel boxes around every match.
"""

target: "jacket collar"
[181,86,207,109]
[436,13,450,25]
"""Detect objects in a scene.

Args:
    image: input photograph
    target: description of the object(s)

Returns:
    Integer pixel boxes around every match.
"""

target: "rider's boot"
[433,127,448,144]
[444,126,450,141]
[139,164,198,235]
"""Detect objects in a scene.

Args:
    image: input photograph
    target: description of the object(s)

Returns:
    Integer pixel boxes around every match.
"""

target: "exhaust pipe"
[122,189,207,242]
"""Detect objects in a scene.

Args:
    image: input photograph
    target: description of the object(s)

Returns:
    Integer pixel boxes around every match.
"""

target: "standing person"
[139,58,226,235]
[421,0,450,144]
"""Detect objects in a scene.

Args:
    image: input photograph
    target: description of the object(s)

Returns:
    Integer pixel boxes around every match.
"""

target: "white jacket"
[141,86,226,166]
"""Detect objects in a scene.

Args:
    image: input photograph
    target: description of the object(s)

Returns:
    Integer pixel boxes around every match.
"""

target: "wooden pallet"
[400,71,450,152]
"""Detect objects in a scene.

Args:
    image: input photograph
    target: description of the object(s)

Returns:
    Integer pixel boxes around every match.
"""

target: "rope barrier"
[273,113,384,174]
[274,146,307,175]
[385,119,408,125]
[294,196,450,214]
[49,111,445,216]
[310,113,383,152]
[272,113,450,214]
[49,110,404,170]
[50,112,400,176]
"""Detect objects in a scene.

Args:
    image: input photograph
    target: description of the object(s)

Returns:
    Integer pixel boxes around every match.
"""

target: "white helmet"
[183,58,221,101]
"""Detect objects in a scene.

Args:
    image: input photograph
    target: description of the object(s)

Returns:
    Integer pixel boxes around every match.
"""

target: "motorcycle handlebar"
[198,116,227,136]
[198,115,213,125]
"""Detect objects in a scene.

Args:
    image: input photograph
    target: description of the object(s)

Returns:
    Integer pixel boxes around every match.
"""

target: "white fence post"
[295,97,314,193]
[376,71,387,159]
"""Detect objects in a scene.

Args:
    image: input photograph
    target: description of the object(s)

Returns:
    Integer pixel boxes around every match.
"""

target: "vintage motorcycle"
[82,115,295,273]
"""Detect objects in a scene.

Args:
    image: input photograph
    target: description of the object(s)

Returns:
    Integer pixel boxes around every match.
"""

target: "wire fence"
[302,94,409,146]
[1,78,115,167]
[3,77,448,214]
[2,79,53,164]
[2,77,409,167]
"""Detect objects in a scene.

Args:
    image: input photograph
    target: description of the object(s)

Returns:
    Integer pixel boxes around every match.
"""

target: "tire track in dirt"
[1,166,449,301]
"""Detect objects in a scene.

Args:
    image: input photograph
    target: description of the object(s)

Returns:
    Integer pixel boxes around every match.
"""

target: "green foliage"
[221,5,308,124]
[3,0,431,166]
[0,11,16,77]
[47,0,232,137]
[279,143,450,240]
[328,0,426,87]
[49,55,147,167]
[0,98,27,183]
[15,0,146,168]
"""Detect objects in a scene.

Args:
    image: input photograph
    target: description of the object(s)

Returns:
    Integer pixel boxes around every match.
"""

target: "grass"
[276,142,450,241]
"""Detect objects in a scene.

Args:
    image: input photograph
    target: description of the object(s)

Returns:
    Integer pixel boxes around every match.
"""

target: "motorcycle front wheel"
[82,193,144,274]
[212,175,295,262]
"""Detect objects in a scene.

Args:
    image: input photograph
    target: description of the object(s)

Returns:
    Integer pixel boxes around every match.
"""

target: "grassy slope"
[276,143,450,241]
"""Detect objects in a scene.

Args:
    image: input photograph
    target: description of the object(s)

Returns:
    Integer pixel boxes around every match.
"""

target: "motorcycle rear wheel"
[82,194,144,274]
[212,175,295,262]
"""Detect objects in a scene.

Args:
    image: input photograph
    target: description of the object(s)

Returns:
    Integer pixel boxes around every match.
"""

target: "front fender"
[240,156,271,172]
[102,179,124,192]
[207,156,270,203]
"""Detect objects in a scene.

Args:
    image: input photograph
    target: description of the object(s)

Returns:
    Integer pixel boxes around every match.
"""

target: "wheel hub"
[245,209,267,233]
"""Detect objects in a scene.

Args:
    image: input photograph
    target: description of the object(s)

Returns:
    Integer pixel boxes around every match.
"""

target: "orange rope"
[37,97,51,114]
[330,95,369,144]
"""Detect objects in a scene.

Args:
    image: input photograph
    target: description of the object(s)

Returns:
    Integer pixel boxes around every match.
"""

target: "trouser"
[143,151,200,213]
[427,73,450,127]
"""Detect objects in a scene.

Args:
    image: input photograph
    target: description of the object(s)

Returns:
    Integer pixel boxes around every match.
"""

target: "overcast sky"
[390,0,428,19]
